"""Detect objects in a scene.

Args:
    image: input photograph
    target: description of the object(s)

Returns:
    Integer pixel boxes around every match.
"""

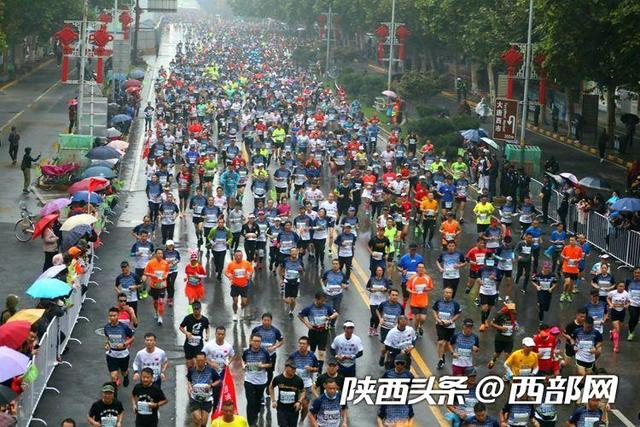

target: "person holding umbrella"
[68,98,78,134]
[20,147,40,194]
[42,219,60,271]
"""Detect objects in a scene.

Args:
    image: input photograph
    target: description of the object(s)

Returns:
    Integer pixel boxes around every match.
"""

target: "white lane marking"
[611,408,636,427]
[0,80,61,131]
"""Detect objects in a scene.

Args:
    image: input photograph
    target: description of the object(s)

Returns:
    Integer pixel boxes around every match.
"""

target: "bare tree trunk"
[606,85,616,145]
[566,87,575,137]
[470,62,479,93]
[487,62,496,110]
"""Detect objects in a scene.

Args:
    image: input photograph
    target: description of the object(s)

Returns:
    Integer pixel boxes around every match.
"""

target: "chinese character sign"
[493,98,518,141]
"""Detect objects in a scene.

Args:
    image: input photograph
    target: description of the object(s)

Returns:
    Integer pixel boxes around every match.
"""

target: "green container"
[504,144,541,177]
[57,134,94,166]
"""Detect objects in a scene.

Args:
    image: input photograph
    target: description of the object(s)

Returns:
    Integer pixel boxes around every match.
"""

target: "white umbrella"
[559,172,578,185]
[381,90,397,98]
[105,127,122,138]
[37,265,67,281]
[60,214,98,231]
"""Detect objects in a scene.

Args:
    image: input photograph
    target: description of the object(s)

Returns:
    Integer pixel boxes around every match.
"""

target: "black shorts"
[275,187,288,195]
[284,280,299,298]
[308,328,328,351]
[386,252,395,262]
[494,340,514,354]
[479,293,498,306]
[297,239,310,249]
[106,355,129,373]
[563,272,579,280]
[436,325,454,342]
[469,270,480,280]
[230,285,248,298]
[610,309,626,322]
[565,346,576,358]
[380,327,391,343]
[193,217,204,225]
[576,359,595,370]
[184,343,204,360]
[400,283,410,299]
[179,190,190,200]
[443,278,460,290]
[499,269,512,278]
[277,410,299,427]
[294,184,305,192]
[188,398,213,414]
[149,288,166,300]
[410,306,428,315]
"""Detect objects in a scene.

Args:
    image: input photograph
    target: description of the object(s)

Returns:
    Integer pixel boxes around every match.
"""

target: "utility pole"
[519,0,534,166]
[320,5,336,76]
[132,0,140,63]
[386,0,396,91]
[77,0,89,133]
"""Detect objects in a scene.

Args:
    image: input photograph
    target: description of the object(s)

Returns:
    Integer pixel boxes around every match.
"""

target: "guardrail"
[15,243,97,426]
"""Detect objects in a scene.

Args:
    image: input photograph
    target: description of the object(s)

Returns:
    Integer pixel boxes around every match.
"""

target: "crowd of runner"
[80,18,639,427]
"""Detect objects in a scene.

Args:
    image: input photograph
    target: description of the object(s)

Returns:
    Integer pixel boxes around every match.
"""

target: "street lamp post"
[519,0,534,167]
[386,0,396,91]
[77,0,89,133]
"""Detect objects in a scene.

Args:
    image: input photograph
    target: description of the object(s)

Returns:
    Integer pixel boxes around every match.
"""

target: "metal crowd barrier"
[529,178,639,269]
[15,244,98,426]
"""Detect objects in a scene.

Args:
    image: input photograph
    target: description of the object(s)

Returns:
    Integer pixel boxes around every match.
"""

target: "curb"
[526,124,632,169]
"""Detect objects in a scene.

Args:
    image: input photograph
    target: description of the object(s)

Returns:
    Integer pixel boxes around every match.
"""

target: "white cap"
[522,337,535,347]
[343,321,355,328]
[165,240,175,246]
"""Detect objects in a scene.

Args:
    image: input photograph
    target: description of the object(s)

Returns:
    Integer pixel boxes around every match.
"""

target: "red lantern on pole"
[375,25,389,64]
[54,24,79,82]
[318,15,326,39]
[534,53,546,106]
[119,10,133,40]
[99,11,113,26]
[500,45,523,99]
[395,25,410,61]
[89,27,113,84]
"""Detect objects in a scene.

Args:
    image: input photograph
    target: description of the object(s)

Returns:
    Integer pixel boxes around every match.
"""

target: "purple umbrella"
[39,198,71,216]
[0,346,30,382]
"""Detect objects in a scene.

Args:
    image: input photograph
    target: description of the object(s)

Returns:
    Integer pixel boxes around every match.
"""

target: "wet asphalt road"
[0,22,638,427]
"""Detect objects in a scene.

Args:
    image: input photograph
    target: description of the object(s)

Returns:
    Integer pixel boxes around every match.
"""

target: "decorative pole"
[500,45,523,99]
[89,26,113,84]
[54,25,79,82]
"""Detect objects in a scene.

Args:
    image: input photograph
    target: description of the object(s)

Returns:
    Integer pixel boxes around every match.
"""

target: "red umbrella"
[67,98,78,106]
[189,123,203,134]
[31,213,59,240]
[124,79,142,88]
[0,320,31,350]
[67,177,110,194]
[125,86,141,94]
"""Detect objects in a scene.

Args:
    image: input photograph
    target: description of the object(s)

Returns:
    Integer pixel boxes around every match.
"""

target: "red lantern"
[119,10,133,40]
[500,45,523,99]
[89,27,113,84]
[534,53,547,106]
[318,15,326,39]
[375,25,389,64]
[395,25,410,61]
[54,24,79,82]
[99,11,113,25]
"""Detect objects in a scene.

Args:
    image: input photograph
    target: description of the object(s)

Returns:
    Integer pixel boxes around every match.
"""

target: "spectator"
[61,419,76,427]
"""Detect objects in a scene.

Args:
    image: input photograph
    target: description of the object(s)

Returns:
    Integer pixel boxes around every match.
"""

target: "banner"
[211,368,238,420]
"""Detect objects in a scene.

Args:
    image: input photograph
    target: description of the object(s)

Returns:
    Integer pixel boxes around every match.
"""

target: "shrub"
[407,116,455,137]
[396,71,446,103]
[432,132,465,160]
[450,115,481,131]
[415,104,448,118]
[334,46,360,64]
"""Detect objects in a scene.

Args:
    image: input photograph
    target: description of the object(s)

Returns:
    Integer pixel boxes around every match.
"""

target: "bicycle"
[15,203,36,242]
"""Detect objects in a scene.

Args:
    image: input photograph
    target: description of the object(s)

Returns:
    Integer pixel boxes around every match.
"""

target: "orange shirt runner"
[561,245,583,274]
[406,274,434,308]
[144,258,170,289]
[440,220,461,246]
[225,260,254,287]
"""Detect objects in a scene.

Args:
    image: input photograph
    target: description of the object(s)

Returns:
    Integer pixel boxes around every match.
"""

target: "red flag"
[87,177,106,193]
[211,368,238,420]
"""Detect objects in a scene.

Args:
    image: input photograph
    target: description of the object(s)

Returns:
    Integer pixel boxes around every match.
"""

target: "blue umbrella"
[111,114,133,124]
[578,176,611,191]
[86,146,122,160]
[610,197,640,212]
[460,128,489,143]
[71,191,103,205]
[81,166,115,179]
[26,279,72,299]
[62,224,93,251]
[129,69,145,80]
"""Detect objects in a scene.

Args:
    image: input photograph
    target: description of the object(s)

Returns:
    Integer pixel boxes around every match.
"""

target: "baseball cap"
[191,301,202,309]
[248,213,256,218]
[343,320,355,328]
[463,318,474,327]
[326,357,338,366]
[394,354,407,364]
[284,359,297,368]
[522,337,535,347]
[101,384,116,393]
[348,206,356,212]
[166,240,175,246]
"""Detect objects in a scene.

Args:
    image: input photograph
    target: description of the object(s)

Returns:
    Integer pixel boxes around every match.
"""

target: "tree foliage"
[396,71,445,102]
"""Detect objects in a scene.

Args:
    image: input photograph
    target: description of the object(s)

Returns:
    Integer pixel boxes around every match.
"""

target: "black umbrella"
[621,113,639,126]
[61,224,93,251]
[0,385,17,405]
[86,146,122,160]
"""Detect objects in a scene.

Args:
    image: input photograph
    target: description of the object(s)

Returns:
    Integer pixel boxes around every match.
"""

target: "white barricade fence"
[15,242,98,425]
